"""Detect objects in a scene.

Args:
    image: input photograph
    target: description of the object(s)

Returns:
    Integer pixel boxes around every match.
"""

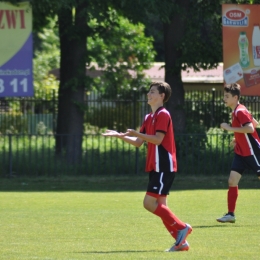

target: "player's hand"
[102,130,122,137]
[229,138,236,148]
[121,129,137,137]
[220,123,231,131]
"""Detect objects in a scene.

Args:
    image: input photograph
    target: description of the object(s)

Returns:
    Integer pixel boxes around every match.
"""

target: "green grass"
[1,176,260,259]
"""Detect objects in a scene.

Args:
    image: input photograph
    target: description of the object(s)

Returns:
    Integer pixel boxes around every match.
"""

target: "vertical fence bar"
[133,90,139,175]
[8,134,12,177]
[52,89,56,133]
[211,88,215,127]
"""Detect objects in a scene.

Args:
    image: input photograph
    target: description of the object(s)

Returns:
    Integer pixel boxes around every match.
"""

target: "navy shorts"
[231,153,260,176]
[146,171,175,196]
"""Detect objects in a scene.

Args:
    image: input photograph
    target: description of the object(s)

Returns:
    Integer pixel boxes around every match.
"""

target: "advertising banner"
[0,1,33,97]
[222,4,260,96]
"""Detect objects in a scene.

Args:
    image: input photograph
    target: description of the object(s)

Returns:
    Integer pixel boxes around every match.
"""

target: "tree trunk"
[56,2,88,164]
[164,0,190,133]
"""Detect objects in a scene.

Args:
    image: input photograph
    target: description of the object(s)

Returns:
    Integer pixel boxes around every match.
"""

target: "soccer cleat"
[216,213,236,223]
[175,224,192,247]
[165,241,190,252]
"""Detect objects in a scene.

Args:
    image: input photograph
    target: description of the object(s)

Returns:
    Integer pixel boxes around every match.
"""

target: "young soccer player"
[216,83,260,223]
[102,81,192,252]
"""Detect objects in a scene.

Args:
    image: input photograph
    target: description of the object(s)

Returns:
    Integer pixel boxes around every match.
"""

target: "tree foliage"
[88,12,155,99]
[33,18,59,99]
[99,0,224,131]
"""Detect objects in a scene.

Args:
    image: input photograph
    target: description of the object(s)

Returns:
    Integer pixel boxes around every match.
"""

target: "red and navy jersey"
[232,104,260,156]
[140,107,177,173]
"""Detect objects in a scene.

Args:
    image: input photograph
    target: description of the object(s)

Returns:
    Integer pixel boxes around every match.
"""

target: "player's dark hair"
[149,81,172,103]
[224,83,241,100]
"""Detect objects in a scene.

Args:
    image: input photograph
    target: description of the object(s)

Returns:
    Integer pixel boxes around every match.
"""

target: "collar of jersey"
[152,106,164,116]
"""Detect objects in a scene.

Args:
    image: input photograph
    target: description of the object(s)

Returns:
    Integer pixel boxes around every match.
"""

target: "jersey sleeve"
[236,110,252,126]
[155,111,170,133]
[140,123,146,134]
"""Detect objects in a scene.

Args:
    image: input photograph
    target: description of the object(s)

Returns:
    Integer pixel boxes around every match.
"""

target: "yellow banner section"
[0,1,32,67]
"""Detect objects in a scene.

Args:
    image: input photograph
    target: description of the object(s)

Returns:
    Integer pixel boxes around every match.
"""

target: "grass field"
[1,175,260,260]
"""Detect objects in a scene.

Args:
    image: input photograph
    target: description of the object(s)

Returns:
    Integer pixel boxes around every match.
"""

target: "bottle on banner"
[252,24,260,66]
[238,31,249,68]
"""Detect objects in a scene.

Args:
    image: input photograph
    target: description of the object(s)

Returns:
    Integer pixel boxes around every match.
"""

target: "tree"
[88,13,155,99]
[139,0,260,131]
[105,0,224,132]
[166,0,224,132]
[3,0,155,164]
[143,13,165,62]
[55,1,88,163]
[33,17,59,100]
[55,3,155,162]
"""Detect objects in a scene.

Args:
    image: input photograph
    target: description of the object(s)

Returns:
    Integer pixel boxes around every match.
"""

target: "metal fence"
[0,89,259,177]
[0,132,235,177]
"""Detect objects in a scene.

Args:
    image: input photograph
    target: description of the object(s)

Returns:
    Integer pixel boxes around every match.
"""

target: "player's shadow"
[193,224,238,228]
[76,250,160,254]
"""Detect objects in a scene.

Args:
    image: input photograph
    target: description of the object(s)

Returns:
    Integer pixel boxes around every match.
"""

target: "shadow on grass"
[0,175,260,192]
[75,250,161,254]
[193,225,236,228]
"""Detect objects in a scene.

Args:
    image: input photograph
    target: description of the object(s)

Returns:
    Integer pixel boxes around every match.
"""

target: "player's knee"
[228,177,234,186]
[143,199,154,212]
[228,178,236,186]
[228,176,240,186]
[228,171,241,186]
[143,200,150,211]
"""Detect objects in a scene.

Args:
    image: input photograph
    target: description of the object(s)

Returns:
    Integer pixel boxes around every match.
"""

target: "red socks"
[162,220,178,239]
[228,186,238,213]
[153,203,186,230]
